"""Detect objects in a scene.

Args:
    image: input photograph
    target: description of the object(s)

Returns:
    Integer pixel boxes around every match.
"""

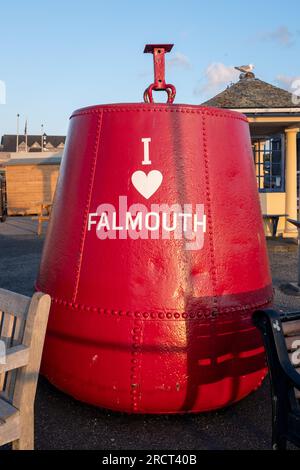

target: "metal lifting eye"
[143,44,176,104]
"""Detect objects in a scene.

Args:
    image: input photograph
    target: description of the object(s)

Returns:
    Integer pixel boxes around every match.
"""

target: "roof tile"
[202,77,298,108]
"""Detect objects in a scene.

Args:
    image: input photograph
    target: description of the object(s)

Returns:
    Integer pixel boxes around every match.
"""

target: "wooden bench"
[262,214,287,237]
[32,202,53,236]
[0,289,51,450]
[253,309,300,449]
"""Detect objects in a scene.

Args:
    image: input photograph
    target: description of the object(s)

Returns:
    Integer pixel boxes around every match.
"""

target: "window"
[252,135,285,192]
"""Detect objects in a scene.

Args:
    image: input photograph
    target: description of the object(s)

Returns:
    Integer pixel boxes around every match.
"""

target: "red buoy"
[37,45,272,413]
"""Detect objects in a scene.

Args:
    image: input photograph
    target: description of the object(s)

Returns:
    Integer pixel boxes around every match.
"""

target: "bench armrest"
[253,309,300,391]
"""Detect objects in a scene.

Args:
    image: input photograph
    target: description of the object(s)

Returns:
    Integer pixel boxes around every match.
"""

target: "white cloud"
[276,74,295,88]
[276,74,300,104]
[167,52,191,70]
[260,26,294,46]
[276,74,300,89]
[194,62,239,95]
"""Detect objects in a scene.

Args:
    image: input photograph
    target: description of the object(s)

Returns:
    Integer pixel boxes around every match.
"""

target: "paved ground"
[0,218,300,450]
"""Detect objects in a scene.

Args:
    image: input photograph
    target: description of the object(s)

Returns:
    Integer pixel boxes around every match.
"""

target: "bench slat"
[286,335,300,351]
[0,345,30,374]
[0,398,20,447]
[5,315,27,402]
[0,289,31,318]
[282,320,300,336]
[0,397,18,422]
[0,313,15,391]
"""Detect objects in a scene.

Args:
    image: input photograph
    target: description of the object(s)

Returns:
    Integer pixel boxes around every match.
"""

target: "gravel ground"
[0,219,300,450]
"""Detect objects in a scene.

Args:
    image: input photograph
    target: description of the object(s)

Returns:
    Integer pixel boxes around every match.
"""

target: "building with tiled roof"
[0,134,65,153]
[202,74,300,110]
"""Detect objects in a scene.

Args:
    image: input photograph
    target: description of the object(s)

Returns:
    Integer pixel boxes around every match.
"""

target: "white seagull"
[234,64,255,73]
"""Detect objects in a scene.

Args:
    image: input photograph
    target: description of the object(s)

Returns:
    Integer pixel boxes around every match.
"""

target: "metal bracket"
[143,44,176,104]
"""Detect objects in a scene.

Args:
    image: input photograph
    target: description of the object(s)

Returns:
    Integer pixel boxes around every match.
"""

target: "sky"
[0,0,299,138]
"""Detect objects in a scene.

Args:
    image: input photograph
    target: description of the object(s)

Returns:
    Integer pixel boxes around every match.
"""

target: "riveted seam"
[38,292,273,320]
[70,107,247,123]
[72,112,103,302]
[130,319,143,412]
[202,114,218,316]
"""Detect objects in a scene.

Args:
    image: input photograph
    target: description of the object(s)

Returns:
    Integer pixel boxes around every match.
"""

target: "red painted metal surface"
[36,45,272,413]
[36,103,272,413]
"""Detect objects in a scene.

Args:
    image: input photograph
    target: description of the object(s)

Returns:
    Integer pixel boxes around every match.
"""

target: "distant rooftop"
[6,154,62,166]
[202,73,299,110]
[0,134,66,152]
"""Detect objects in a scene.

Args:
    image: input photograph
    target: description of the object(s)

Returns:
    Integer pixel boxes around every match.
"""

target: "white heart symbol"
[131,170,163,199]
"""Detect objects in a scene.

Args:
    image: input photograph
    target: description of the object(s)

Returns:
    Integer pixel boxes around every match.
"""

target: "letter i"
[141,138,151,165]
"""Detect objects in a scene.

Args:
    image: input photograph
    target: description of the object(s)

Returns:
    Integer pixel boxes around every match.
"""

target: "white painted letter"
[141,138,151,165]
[145,212,160,231]
[88,212,98,231]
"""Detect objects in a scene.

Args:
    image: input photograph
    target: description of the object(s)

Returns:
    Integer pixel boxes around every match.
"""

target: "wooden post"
[11,292,51,450]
